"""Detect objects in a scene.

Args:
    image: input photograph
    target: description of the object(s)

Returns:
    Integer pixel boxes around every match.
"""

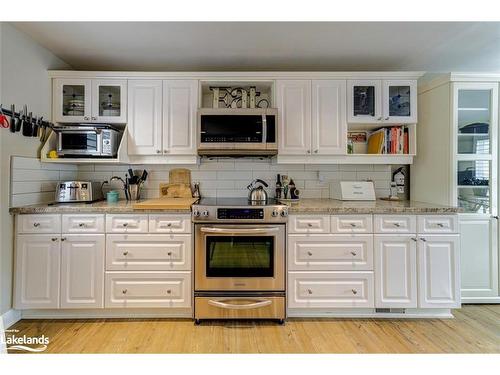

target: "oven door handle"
[208,298,272,310]
[200,227,280,234]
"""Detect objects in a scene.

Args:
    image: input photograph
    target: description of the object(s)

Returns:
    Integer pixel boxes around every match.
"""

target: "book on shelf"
[367,125,409,155]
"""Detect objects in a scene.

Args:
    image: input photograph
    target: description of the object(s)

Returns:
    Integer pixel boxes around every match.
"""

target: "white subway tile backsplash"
[217,171,250,180]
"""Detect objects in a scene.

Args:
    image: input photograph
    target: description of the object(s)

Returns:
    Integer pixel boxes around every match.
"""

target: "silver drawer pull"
[307,289,313,295]
[123,251,129,256]
[33,222,41,228]
[411,237,417,242]
[51,237,58,242]
[122,289,127,294]
[350,251,357,256]
[208,298,272,310]
[307,223,313,227]
[420,237,427,242]
[437,223,444,228]
[167,251,172,256]
[61,237,67,242]
[78,223,86,227]
[393,223,401,227]
[350,223,357,227]
[166,290,171,294]
[167,223,172,227]
[307,251,313,256]
[352,289,358,295]
[122,223,129,227]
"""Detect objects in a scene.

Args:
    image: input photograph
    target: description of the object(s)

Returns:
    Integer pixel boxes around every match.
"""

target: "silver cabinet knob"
[51,237,58,242]
[437,223,444,227]
[306,150,311,154]
[394,223,401,227]
[411,237,417,242]
[352,289,358,295]
[350,251,357,256]
[420,237,427,242]
[61,237,67,242]
[385,117,389,120]
[156,150,161,154]
[307,223,313,227]
[350,223,357,227]
[167,223,172,227]
[163,150,169,154]
[123,251,129,256]
[122,289,128,294]
[91,116,97,121]
[33,222,41,228]
[84,116,90,121]
[307,251,313,256]
[314,150,318,154]
[307,289,313,295]
[122,222,129,227]
[167,251,172,256]
[78,223,86,227]
[166,290,172,294]
[377,117,382,121]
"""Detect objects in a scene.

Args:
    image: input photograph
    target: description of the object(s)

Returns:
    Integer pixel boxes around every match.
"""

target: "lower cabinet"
[374,235,417,308]
[60,235,105,308]
[105,272,191,308]
[418,235,461,308]
[15,234,61,309]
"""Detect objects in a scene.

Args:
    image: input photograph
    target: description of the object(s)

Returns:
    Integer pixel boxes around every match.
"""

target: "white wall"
[0,23,71,315]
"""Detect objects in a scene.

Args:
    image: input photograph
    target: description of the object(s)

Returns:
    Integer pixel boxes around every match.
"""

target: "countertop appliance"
[197,108,278,156]
[54,124,121,158]
[330,181,376,201]
[56,181,104,203]
[247,179,269,202]
[192,198,288,324]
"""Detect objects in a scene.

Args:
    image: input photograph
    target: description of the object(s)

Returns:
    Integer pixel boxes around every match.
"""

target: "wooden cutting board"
[159,183,193,198]
[169,168,191,185]
[132,198,198,210]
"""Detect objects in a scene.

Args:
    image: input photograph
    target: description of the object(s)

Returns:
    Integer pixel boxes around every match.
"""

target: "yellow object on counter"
[48,150,58,158]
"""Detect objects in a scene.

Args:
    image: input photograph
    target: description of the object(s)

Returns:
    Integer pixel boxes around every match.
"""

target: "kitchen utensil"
[32,116,39,137]
[9,105,16,132]
[128,184,142,201]
[22,111,32,136]
[139,170,148,183]
[0,107,9,129]
[247,179,269,202]
[169,168,191,185]
[160,183,193,198]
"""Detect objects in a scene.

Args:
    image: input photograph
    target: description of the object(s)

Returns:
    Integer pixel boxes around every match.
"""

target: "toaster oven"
[54,124,121,157]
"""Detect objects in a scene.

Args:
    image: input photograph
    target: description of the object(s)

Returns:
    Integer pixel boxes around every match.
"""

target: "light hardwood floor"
[6,305,500,354]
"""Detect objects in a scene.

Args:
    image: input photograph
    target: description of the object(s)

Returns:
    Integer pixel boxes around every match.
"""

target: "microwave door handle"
[262,114,267,143]
[208,299,272,310]
[200,227,280,234]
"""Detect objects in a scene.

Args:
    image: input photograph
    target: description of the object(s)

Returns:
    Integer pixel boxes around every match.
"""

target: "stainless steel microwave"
[197,108,278,156]
[54,124,121,158]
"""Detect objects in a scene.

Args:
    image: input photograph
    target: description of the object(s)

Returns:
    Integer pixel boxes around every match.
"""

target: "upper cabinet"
[347,79,417,124]
[53,78,127,124]
[127,79,198,156]
[277,79,346,156]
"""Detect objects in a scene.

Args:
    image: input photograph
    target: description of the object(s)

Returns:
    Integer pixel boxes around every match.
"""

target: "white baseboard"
[20,308,192,319]
[461,297,500,304]
[287,308,454,319]
[1,309,22,329]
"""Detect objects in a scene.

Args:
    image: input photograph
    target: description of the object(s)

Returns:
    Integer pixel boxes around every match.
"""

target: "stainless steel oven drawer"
[195,296,285,320]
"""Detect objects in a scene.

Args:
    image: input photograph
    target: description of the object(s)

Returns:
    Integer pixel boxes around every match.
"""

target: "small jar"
[106,190,120,203]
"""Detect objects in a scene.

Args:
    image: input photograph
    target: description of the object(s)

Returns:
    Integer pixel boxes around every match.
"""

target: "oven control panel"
[192,205,288,223]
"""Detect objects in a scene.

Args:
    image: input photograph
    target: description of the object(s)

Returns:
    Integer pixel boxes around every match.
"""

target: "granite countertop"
[280,199,461,214]
[9,199,192,214]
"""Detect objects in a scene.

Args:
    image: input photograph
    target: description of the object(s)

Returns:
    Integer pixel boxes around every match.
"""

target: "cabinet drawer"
[288,272,374,308]
[288,215,330,234]
[106,214,148,233]
[149,215,191,233]
[374,215,416,234]
[288,235,373,271]
[106,234,191,271]
[17,214,61,234]
[418,215,458,234]
[105,272,191,308]
[331,215,373,233]
[62,214,105,233]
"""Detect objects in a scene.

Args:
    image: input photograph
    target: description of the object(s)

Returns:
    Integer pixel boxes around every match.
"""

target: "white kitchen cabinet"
[127,80,163,155]
[374,235,417,308]
[330,215,373,233]
[91,79,127,123]
[60,234,105,308]
[460,216,498,299]
[106,214,149,233]
[288,215,331,234]
[17,214,61,234]
[347,79,417,124]
[149,214,191,233]
[53,78,127,123]
[14,235,61,309]
[311,80,347,154]
[374,215,416,234]
[276,80,312,155]
[162,80,198,155]
[417,235,461,308]
[61,214,105,233]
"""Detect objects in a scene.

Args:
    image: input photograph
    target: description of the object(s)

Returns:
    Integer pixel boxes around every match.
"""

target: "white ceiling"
[11,22,500,72]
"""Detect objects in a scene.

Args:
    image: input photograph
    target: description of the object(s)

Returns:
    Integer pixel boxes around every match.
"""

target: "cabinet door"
[127,80,163,155]
[460,216,498,299]
[163,80,198,155]
[53,78,92,123]
[60,235,105,308]
[276,80,312,155]
[374,235,417,308]
[418,235,461,308]
[382,80,417,124]
[311,80,347,154]
[347,80,382,123]
[91,79,127,123]
[14,235,60,309]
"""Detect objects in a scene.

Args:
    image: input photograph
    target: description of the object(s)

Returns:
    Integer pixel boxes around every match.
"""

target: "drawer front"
[331,215,373,233]
[106,214,148,233]
[374,215,416,234]
[106,234,191,271]
[418,215,458,234]
[288,272,374,308]
[195,296,285,320]
[149,215,191,234]
[288,235,373,271]
[105,272,191,308]
[17,214,61,234]
[288,215,331,234]
[62,214,105,233]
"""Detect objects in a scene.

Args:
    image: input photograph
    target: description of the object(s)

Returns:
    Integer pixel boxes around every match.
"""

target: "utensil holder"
[128,184,142,201]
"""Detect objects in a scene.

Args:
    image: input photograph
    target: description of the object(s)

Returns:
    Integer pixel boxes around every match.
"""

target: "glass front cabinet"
[347,79,417,124]
[53,78,127,123]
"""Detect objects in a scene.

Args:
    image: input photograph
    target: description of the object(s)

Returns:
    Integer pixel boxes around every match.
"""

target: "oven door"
[195,224,285,291]
[57,130,102,156]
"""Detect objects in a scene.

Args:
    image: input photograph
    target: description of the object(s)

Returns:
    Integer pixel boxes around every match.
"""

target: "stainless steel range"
[192,198,288,324]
